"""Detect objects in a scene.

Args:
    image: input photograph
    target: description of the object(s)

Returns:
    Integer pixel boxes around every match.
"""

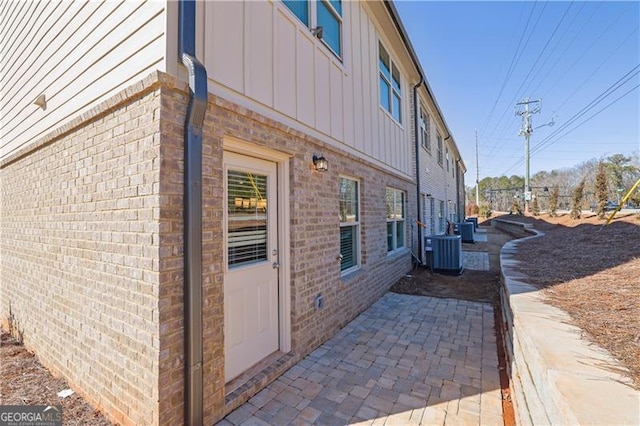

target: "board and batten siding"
[201,0,413,177]
[0,0,167,160]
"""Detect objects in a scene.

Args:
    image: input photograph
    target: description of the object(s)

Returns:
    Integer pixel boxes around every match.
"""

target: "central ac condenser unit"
[456,222,475,243]
[429,234,463,275]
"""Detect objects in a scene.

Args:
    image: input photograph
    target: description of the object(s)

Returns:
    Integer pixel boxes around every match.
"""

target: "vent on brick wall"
[430,235,463,275]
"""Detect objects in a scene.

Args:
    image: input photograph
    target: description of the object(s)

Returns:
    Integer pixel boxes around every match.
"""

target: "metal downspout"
[413,78,424,263]
[456,160,462,222]
[179,1,208,424]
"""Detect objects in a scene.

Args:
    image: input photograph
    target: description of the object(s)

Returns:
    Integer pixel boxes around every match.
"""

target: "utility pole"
[516,98,541,214]
[475,129,480,208]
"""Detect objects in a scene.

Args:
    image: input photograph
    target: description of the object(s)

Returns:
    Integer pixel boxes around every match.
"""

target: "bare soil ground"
[0,332,113,425]
[494,211,640,389]
[390,223,528,304]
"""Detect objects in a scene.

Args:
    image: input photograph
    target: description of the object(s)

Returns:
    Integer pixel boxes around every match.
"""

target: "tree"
[549,185,559,217]
[570,180,585,219]
[605,154,636,202]
[595,162,608,219]
[479,204,492,219]
[531,193,540,216]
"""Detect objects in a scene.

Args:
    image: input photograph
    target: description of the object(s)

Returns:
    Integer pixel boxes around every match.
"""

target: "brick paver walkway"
[473,234,488,243]
[463,252,490,271]
[220,293,503,425]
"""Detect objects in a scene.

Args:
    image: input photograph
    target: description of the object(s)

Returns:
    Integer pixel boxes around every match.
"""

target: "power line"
[553,26,639,112]
[487,2,631,161]
[482,2,549,156]
[523,1,588,96]
[498,65,639,176]
[532,65,640,153]
[531,82,640,156]
[479,1,535,137]
[541,2,634,99]
[509,2,575,106]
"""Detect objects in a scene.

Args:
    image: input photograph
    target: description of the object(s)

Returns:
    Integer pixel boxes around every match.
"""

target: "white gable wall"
[0,0,167,160]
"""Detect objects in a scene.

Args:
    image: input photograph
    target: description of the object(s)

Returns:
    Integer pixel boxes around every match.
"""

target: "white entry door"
[224,152,279,381]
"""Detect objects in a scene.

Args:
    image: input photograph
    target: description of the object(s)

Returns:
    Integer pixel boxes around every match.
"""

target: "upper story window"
[386,188,405,252]
[339,177,360,273]
[420,107,431,153]
[446,148,450,172]
[379,42,402,123]
[437,134,443,166]
[282,0,342,57]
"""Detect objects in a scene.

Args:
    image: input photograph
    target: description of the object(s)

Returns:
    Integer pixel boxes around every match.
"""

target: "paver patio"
[463,252,490,271]
[219,293,503,425]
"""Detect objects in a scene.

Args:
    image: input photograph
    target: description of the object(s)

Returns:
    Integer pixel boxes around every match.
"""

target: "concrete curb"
[497,220,640,425]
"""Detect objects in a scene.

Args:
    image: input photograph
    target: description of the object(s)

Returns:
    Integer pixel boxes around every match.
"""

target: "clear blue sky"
[395,0,640,183]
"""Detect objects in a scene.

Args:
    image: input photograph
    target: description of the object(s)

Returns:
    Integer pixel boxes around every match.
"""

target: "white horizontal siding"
[201,0,413,176]
[0,0,166,160]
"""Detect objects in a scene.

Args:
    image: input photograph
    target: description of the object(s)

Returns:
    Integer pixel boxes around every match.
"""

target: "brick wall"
[1,71,416,424]
[0,74,165,425]
[182,79,415,422]
[419,112,450,236]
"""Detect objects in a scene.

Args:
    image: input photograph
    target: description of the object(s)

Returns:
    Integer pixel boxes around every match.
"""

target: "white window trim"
[446,147,450,172]
[420,106,431,153]
[437,133,443,166]
[339,176,361,275]
[379,42,402,124]
[386,187,406,253]
[281,0,343,60]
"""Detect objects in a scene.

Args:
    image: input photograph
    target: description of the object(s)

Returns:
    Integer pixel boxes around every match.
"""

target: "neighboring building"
[0,1,464,424]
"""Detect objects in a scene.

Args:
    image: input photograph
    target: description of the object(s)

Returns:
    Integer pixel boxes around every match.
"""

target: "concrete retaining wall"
[496,219,639,425]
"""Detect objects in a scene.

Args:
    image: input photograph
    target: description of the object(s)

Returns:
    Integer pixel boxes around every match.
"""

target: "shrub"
[570,179,585,219]
[510,200,523,215]
[595,162,608,219]
[549,185,559,217]
[465,203,479,216]
[531,194,540,216]
[479,204,492,219]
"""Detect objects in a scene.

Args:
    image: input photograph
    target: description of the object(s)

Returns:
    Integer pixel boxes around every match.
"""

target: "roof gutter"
[179,1,207,425]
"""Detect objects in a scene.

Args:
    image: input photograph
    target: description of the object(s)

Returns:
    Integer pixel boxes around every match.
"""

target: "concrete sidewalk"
[219,293,503,425]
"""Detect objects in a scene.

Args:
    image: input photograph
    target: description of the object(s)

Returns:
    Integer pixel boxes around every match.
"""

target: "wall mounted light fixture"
[312,155,328,172]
